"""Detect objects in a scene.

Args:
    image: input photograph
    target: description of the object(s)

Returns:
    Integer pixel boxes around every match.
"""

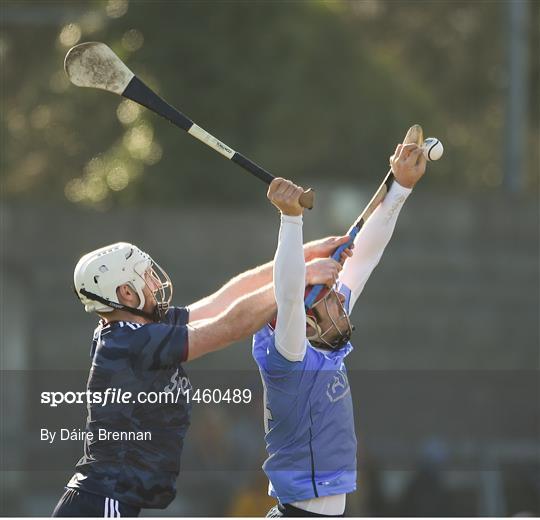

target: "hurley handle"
[304,229,358,309]
[299,189,315,210]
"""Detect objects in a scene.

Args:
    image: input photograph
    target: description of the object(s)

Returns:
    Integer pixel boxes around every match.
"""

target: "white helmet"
[73,242,172,319]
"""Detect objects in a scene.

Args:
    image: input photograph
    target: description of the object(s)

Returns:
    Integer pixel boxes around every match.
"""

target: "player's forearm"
[207,283,277,347]
[274,215,307,361]
[188,261,273,320]
[339,181,411,309]
[226,283,276,342]
[275,215,306,302]
[187,284,276,360]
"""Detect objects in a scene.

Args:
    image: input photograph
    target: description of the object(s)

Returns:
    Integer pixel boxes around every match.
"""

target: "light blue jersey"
[252,282,357,504]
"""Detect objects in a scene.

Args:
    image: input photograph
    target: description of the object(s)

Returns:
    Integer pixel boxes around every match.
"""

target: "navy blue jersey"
[67,307,191,509]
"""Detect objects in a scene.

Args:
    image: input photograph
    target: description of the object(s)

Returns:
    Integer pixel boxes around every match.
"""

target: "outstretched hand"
[390,143,427,189]
[304,235,354,263]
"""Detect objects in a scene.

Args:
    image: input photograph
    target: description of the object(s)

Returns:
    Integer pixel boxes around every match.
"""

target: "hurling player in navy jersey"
[255,143,426,517]
[52,232,351,516]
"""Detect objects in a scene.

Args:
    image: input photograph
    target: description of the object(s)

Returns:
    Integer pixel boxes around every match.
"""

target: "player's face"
[144,269,162,292]
[141,269,161,312]
[318,291,347,330]
[309,290,353,348]
[114,263,172,320]
[141,262,173,320]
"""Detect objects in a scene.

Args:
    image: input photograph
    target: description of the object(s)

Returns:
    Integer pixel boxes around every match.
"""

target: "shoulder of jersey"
[104,321,145,332]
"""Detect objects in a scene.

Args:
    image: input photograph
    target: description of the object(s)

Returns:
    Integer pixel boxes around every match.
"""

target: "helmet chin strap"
[78,288,164,321]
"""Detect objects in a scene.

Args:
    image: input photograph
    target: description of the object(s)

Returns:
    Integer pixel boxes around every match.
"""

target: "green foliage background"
[2,0,538,208]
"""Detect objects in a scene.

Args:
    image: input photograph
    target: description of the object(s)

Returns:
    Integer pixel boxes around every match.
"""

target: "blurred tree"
[1,0,538,208]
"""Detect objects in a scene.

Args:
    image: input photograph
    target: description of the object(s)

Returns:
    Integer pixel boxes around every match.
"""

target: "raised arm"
[268,179,309,362]
[339,143,426,311]
[339,181,411,310]
[273,214,307,361]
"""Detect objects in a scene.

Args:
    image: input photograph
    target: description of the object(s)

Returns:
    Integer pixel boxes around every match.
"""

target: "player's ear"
[116,284,135,305]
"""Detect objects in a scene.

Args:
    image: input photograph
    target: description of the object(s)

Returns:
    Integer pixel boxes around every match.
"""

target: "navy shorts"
[52,488,140,517]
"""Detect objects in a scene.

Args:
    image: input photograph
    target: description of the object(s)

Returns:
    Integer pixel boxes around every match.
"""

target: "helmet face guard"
[142,261,173,320]
[306,288,353,350]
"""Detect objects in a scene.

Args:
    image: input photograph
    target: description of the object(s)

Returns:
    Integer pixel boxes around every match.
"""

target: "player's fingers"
[272,177,285,189]
[320,236,339,250]
[325,270,338,287]
[326,262,341,282]
[400,143,418,160]
[340,250,352,263]
[286,185,303,206]
[414,150,427,172]
[402,143,418,151]
[268,178,279,194]
[278,178,293,192]
[268,177,284,198]
[334,235,351,247]
[284,183,300,201]
[405,146,423,166]
[318,259,341,280]
[284,179,298,192]
[329,258,342,270]
[277,180,297,200]
[390,144,402,164]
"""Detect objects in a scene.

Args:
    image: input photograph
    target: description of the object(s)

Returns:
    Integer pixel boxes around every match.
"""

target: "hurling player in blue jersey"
[254,143,427,517]
[53,231,351,516]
